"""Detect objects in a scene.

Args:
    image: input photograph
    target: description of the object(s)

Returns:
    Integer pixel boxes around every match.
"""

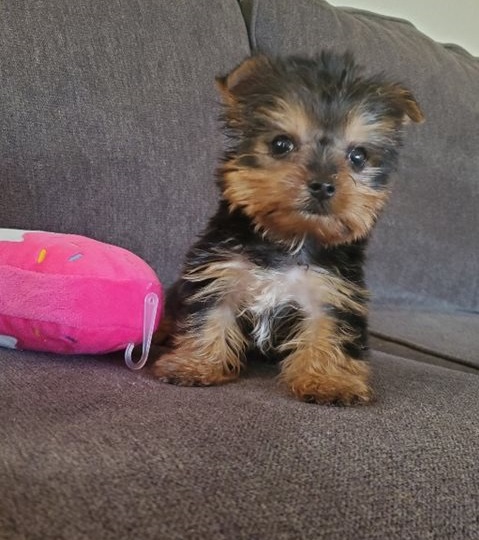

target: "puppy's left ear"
[391,85,425,125]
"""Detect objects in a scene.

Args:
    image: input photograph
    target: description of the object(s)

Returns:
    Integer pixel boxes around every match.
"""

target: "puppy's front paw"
[152,351,238,387]
[290,372,374,406]
[281,355,374,406]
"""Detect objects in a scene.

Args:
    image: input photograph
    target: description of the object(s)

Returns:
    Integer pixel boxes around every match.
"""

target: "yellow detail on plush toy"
[37,248,47,264]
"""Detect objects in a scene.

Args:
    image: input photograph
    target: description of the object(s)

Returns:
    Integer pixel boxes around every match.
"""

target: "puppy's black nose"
[309,182,336,200]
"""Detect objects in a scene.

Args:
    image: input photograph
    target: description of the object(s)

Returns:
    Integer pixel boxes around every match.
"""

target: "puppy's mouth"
[302,197,332,216]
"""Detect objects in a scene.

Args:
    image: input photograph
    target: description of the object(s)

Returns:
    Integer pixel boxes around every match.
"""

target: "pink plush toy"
[0,229,163,368]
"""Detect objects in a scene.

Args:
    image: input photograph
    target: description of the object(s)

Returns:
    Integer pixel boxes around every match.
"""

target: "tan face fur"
[217,55,424,248]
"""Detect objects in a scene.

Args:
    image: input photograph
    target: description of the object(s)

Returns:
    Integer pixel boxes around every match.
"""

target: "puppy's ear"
[390,84,425,125]
[216,55,272,104]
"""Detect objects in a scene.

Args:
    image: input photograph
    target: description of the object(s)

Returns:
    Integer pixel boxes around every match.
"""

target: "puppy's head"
[216,53,424,247]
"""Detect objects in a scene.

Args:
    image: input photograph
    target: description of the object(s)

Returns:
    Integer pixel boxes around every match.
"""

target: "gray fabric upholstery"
[1,1,479,539]
[1,350,478,540]
[370,306,479,368]
[0,0,250,287]
[240,0,479,312]
[370,335,479,374]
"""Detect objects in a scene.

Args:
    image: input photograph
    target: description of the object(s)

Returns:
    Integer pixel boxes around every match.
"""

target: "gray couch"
[1,1,478,539]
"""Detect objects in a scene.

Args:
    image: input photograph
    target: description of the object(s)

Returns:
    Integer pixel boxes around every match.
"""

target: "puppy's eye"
[348,147,368,170]
[271,135,295,157]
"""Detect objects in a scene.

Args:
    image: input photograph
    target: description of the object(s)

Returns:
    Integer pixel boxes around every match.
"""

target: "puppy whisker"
[347,174,358,187]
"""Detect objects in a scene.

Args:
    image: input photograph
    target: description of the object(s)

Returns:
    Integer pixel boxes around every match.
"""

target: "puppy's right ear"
[216,55,272,104]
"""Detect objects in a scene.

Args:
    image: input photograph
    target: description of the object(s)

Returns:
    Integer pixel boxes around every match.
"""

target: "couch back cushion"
[0,0,250,285]
[241,0,479,311]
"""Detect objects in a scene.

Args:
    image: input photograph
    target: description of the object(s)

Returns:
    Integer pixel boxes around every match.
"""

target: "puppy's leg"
[279,315,373,405]
[152,303,247,386]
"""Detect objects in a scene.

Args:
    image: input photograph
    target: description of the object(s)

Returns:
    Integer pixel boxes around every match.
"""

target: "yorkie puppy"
[152,52,423,405]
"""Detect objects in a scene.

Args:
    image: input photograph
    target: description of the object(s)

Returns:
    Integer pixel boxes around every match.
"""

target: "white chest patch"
[245,265,326,350]
[186,256,361,353]
[248,266,323,316]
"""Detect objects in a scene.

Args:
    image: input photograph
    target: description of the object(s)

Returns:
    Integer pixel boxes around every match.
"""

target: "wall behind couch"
[329,0,479,56]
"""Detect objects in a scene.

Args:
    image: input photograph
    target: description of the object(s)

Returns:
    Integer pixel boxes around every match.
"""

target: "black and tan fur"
[152,52,423,405]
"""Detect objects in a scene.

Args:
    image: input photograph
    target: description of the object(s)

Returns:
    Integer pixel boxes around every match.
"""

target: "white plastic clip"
[124,292,159,371]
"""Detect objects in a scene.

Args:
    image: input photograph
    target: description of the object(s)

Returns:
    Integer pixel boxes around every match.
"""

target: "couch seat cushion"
[370,306,479,370]
[1,350,478,539]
